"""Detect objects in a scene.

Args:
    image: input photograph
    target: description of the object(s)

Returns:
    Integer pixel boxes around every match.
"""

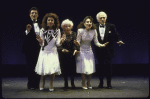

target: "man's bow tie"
[100,25,104,28]
[33,21,37,23]
[33,19,37,23]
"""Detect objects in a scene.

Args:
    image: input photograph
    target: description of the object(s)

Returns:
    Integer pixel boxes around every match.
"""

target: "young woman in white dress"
[35,13,63,92]
[74,16,109,89]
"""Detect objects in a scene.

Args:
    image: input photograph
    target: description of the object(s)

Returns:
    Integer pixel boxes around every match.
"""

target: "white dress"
[76,28,101,75]
[35,28,61,75]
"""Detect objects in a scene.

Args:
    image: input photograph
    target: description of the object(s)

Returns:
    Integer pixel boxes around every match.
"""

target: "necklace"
[64,31,72,35]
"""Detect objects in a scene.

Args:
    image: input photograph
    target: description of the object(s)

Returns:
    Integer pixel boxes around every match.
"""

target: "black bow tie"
[33,20,37,23]
[100,25,104,28]
[33,21,37,23]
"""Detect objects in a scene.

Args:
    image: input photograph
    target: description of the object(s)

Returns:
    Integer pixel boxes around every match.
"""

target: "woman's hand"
[62,49,69,53]
[74,40,80,46]
[100,42,109,47]
[36,35,43,45]
[73,50,80,56]
[60,34,66,44]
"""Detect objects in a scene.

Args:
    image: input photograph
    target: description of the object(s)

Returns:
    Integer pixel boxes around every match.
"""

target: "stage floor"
[2,76,149,98]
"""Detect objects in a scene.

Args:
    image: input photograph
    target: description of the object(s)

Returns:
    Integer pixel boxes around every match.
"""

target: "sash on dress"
[42,29,58,50]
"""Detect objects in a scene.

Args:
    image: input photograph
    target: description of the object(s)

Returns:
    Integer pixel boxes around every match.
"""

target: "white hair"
[61,19,74,28]
[96,11,107,20]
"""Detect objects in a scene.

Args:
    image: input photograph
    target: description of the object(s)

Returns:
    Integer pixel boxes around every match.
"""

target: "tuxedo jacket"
[94,23,121,59]
[22,19,42,56]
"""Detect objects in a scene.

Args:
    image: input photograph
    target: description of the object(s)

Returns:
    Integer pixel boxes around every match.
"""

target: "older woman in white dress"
[74,16,108,89]
[35,13,63,92]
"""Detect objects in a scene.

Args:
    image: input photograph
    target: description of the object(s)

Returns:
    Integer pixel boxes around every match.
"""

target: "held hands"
[26,24,32,32]
[117,41,125,46]
[60,34,66,44]
[36,35,43,45]
[62,49,69,53]
[100,42,109,47]
[73,50,80,56]
[74,40,80,46]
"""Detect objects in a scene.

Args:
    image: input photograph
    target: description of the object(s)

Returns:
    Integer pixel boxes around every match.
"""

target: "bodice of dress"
[77,28,101,51]
[61,31,77,54]
[40,28,61,51]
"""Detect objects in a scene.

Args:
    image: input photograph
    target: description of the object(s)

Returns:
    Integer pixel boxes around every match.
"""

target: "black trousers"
[96,49,112,86]
[26,53,40,88]
[61,53,76,86]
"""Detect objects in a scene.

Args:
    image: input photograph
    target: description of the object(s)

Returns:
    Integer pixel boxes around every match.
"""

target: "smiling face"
[47,17,55,29]
[84,18,92,30]
[30,10,38,20]
[63,24,72,34]
[97,13,106,25]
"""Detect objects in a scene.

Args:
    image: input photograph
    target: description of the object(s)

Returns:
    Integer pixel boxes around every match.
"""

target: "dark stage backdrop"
[1,0,149,65]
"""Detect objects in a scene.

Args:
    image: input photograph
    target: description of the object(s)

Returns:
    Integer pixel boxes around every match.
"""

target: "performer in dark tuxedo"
[22,7,41,90]
[94,11,125,89]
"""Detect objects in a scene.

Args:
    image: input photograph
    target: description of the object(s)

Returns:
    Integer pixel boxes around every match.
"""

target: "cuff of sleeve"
[25,30,30,35]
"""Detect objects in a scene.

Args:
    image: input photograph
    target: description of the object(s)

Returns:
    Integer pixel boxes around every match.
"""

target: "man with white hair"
[94,11,124,89]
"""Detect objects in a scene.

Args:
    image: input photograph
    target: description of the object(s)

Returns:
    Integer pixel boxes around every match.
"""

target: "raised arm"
[93,29,109,47]
[56,29,62,47]
[74,29,81,46]
[93,29,102,47]
[36,28,44,46]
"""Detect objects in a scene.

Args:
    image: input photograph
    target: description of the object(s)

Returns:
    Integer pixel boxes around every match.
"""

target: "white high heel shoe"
[49,89,54,92]
[88,87,92,89]
[82,86,88,89]
[40,88,44,90]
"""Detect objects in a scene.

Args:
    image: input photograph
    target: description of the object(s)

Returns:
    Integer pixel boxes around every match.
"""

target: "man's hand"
[26,24,32,32]
[117,41,125,46]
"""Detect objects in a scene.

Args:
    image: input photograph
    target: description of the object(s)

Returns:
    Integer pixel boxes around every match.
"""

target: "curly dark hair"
[29,7,39,15]
[77,16,96,29]
[42,13,60,30]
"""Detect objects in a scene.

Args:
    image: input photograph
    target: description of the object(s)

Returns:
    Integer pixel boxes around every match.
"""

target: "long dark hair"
[77,16,96,29]
[42,13,60,30]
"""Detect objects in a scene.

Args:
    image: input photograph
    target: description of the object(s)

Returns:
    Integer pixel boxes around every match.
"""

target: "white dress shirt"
[99,24,106,40]
[25,19,40,35]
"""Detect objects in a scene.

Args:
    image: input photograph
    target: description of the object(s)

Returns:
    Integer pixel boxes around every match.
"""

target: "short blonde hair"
[61,19,74,28]
[96,11,107,20]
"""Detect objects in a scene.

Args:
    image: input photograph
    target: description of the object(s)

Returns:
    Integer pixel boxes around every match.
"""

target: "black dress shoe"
[98,85,104,88]
[107,85,112,89]
[64,85,69,89]
[28,87,35,90]
[71,85,76,89]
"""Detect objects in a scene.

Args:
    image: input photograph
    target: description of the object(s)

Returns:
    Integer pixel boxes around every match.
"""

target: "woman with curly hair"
[74,16,109,89]
[35,13,62,92]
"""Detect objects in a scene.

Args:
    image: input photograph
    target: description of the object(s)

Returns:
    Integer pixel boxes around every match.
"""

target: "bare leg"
[49,74,55,89]
[81,74,86,87]
[40,75,46,88]
[87,74,92,87]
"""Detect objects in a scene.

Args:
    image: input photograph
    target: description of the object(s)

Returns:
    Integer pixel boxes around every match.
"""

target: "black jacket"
[22,19,42,55]
[94,23,121,59]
